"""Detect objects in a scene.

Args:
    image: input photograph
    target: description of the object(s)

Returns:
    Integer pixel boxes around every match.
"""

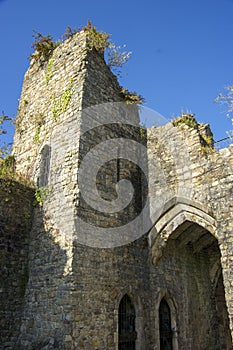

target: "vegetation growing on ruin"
[0,114,34,184]
[83,20,110,53]
[172,112,214,155]
[199,133,214,156]
[45,58,54,84]
[0,155,34,188]
[0,155,15,178]
[35,186,51,206]
[29,21,143,104]
[51,78,74,120]
[30,31,59,62]
[0,114,15,158]
[33,125,41,144]
[31,21,133,74]
[62,22,133,78]
[120,88,145,105]
[61,25,79,40]
[172,113,198,129]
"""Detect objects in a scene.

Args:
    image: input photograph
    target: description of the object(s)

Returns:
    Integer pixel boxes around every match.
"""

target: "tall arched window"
[118,294,137,350]
[159,298,173,350]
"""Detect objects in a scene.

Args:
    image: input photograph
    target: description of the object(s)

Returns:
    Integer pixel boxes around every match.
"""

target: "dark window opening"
[38,145,51,187]
[118,294,137,350]
[159,298,173,350]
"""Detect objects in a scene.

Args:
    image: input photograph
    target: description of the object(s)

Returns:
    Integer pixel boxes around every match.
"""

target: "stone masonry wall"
[0,180,34,349]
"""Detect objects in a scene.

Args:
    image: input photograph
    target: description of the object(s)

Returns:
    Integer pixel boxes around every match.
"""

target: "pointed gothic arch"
[156,290,178,350]
[150,200,232,349]
[115,289,145,350]
[159,298,173,350]
[118,294,137,350]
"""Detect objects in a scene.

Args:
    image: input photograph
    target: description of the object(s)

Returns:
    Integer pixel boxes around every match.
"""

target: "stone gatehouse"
[0,30,233,350]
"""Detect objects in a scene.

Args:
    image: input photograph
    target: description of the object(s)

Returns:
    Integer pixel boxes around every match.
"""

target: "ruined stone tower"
[1,30,233,350]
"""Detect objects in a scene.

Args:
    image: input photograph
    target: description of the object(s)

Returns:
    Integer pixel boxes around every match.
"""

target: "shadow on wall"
[14,203,71,350]
[0,180,34,347]
[0,177,71,349]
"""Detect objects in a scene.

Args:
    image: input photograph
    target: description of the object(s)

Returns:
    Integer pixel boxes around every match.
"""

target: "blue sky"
[1,0,233,146]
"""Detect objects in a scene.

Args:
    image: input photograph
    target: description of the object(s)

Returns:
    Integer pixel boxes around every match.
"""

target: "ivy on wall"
[51,78,74,120]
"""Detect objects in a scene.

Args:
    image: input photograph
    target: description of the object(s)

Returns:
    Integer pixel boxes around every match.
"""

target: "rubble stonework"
[0,31,233,349]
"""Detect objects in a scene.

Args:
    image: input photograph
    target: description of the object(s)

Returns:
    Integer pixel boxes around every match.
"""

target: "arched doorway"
[151,210,232,349]
[118,294,137,350]
[159,298,173,350]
